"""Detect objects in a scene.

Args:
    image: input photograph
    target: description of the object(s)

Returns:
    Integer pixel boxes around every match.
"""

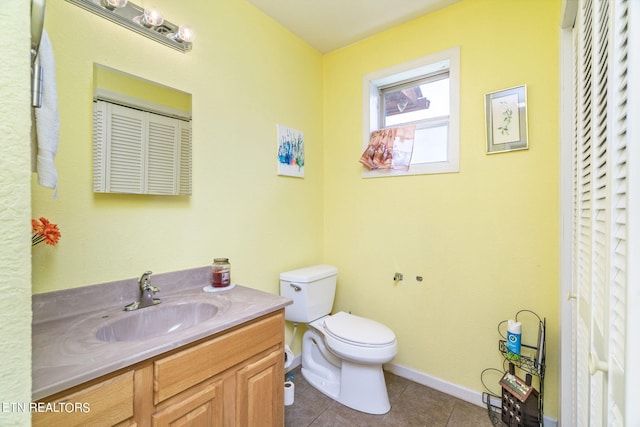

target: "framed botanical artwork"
[485,85,528,154]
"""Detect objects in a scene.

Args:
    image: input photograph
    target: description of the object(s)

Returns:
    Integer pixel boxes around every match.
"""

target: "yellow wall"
[28,0,561,419]
[32,0,324,294]
[323,0,560,418]
[94,64,192,114]
[0,0,32,423]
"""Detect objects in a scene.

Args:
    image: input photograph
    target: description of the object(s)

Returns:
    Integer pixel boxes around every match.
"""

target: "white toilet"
[280,265,397,415]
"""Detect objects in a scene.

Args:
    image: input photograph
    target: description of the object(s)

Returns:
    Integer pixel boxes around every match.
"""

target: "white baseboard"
[286,354,557,427]
[384,362,557,427]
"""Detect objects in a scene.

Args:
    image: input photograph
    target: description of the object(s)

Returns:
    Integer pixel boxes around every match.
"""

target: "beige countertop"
[32,267,291,400]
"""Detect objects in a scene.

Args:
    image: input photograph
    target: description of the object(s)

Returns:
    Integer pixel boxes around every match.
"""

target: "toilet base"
[339,360,391,414]
[301,329,391,415]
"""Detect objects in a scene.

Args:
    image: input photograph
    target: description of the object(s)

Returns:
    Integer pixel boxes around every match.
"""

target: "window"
[362,46,460,177]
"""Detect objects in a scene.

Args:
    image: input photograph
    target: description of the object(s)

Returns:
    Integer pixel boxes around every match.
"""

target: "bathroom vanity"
[32,267,291,426]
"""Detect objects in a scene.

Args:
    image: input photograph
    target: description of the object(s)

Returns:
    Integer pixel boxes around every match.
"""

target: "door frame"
[559,1,579,426]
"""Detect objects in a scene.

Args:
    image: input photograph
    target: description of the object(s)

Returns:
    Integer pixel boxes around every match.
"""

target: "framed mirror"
[93,64,192,195]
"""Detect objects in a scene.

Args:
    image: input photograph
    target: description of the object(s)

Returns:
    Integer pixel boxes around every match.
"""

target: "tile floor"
[284,366,496,427]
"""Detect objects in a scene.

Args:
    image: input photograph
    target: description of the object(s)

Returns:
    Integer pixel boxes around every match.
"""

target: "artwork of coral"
[277,125,305,178]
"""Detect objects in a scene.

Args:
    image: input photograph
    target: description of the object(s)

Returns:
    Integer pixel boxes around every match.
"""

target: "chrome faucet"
[124,271,161,311]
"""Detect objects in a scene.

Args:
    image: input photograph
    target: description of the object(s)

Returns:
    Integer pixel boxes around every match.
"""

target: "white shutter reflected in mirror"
[93,101,191,195]
[107,103,145,194]
[179,125,192,195]
[147,115,179,195]
[93,101,105,193]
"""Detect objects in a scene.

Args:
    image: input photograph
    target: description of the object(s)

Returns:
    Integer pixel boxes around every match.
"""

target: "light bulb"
[175,26,195,43]
[101,0,127,10]
[141,8,164,27]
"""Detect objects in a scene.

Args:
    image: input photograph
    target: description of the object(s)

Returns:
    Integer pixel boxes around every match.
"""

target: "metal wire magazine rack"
[482,310,546,427]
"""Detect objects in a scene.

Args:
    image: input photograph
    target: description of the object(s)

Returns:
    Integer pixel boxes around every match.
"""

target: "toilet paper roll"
[284,345,294,369]
[284,381,295,406]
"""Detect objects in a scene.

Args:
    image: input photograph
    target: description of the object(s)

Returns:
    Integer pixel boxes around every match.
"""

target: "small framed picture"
[485,85,528,154]
[277,124,304,178]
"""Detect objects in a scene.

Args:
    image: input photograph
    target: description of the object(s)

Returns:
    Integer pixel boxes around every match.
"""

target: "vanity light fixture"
[66,0,194,52]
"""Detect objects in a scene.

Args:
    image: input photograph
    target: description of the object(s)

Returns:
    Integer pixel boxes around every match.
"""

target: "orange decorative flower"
[32,217,61,247]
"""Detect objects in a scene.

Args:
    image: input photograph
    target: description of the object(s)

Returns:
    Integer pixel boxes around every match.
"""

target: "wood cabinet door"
[235,349,284,427]
[152,379,224,427]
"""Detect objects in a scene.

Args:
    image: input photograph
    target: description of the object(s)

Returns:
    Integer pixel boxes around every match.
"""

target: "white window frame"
[362,46,460,178]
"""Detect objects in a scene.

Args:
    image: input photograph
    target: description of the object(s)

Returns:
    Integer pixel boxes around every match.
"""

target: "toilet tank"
[280,265,338,323]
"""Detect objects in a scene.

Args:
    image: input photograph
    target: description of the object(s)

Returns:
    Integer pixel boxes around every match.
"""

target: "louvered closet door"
[178,123,192,195]
[93,100,192,195]
[570,0,633,425]
[574,1,597,423]
[147,114,179,195]
[93,101,106,192]
[107,103,145,194]
[606,0,631,424]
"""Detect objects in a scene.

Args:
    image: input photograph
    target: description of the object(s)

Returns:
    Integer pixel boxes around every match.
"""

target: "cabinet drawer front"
[155,312,283,404]
[33,370,134,427]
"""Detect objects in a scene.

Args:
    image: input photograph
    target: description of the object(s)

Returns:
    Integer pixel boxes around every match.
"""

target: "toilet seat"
[318,312,398,365]
[324,311,396,347]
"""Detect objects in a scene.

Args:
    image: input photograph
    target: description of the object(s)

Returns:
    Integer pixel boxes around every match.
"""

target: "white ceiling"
[245,0,461,54]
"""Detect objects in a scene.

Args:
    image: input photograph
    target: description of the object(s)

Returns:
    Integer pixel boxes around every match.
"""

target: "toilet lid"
[323,311,396,346]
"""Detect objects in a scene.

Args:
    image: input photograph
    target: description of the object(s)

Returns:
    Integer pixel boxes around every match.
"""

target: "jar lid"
[213,258,229,262]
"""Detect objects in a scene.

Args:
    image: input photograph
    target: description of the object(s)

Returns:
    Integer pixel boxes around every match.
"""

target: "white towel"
[34,29,60,194]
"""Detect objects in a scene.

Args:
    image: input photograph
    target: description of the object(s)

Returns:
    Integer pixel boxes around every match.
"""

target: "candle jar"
[212,258,231,288]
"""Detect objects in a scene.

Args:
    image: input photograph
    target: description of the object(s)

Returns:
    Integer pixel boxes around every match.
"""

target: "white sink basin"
[96,302,219,342]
